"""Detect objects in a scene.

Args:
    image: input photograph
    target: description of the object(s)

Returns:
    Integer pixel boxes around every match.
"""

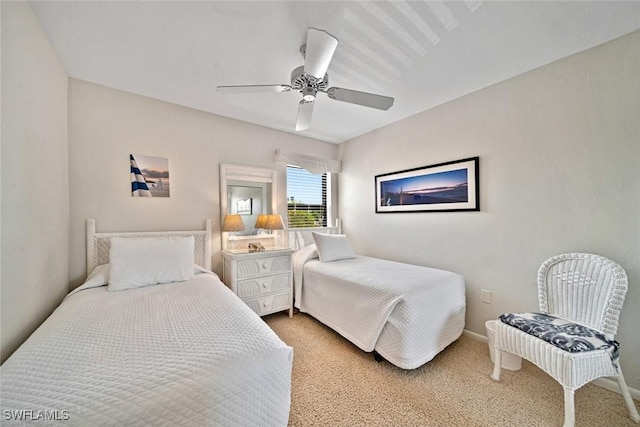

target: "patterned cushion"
[499,312,619,365]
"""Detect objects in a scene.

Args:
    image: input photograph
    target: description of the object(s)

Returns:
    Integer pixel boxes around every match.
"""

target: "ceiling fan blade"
[295,100,314,131]
[326,87,394,110]
[217,84,292,94]
[303,28,338,79]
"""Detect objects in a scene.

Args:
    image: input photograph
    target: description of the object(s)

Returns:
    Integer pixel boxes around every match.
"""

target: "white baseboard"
[592,377,640,400]
[462,328,487,343]
[462,328,640,400]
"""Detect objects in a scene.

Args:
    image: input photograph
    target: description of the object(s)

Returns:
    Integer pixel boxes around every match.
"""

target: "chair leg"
[616,371,640,423]
[491,349,502,381]
[563,387,575,427]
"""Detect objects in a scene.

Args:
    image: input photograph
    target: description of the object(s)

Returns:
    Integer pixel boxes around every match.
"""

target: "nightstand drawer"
[237,274,290,298]
[244,293,290,316]
[237,256,290,278]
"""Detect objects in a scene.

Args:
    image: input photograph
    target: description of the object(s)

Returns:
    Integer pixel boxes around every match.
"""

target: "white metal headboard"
[86,219,212,273]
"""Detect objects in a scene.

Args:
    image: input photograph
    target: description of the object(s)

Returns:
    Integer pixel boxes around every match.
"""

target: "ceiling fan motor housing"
[291,65,328,100]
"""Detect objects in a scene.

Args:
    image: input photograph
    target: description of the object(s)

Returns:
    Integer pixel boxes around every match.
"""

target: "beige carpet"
[265,312,638,427]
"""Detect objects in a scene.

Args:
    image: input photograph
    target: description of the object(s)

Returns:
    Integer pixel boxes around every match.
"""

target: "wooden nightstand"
[222,248,293,318]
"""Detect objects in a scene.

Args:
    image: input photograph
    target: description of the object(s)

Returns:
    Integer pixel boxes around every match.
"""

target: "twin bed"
[0,220,292,426]
[1,220,466,425]
[293,230,466,370]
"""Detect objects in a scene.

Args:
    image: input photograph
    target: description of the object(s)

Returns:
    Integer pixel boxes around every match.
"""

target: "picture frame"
[237,198,253,215]
[130,154,170,197]
[375,157,479,213]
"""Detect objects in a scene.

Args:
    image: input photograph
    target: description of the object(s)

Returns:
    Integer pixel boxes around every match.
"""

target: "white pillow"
[108,236,195,291]
[312,232,357,262]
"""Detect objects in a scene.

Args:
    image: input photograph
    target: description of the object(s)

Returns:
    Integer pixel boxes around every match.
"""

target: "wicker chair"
[490,253,639,427]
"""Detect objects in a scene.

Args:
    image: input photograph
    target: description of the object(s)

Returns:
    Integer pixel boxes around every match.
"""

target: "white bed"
[0,220,293,426]
[292,232,465,370]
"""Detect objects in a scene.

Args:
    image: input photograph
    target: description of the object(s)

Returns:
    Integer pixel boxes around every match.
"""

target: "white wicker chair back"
[537,253,628,339]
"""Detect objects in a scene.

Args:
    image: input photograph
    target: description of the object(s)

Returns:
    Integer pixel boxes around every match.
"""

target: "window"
[287,166,328,228]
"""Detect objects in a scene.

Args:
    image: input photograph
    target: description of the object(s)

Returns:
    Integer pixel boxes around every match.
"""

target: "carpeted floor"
[264,312,639,427]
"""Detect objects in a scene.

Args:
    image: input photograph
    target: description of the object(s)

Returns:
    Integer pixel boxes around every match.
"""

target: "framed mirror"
[219,164,277,250]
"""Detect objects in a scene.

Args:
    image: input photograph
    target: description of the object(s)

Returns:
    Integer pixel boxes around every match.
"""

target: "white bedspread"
[0,272,292,426]
[293,246,465,369]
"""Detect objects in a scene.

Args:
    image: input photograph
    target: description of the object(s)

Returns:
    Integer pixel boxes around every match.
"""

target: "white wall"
[68,79,337,284]
[338,31,640,389]
[1,1,69,362]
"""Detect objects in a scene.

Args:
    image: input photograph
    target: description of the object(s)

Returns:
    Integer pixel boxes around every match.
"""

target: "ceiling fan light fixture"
[302,87,316,101]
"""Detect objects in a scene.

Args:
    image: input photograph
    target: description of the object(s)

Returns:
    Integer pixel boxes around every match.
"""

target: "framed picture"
[237,198,253,215]
[130,154,170,197]
[375,157,479,213]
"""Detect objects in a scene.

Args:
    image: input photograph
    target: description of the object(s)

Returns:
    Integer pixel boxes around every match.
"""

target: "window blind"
[287,166,327,228]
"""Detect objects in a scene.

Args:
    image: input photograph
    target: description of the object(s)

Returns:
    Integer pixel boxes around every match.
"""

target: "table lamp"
[222,214,245,240]
[263,214,285,232]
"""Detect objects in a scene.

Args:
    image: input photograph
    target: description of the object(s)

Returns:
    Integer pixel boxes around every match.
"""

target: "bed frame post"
[86,219,96,275]
[205,219,212,270]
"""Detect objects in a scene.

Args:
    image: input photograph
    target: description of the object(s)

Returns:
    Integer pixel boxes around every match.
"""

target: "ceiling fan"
[217,28,394,131]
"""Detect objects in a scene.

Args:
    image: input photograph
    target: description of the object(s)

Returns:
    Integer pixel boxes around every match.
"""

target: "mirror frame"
[219,163,277,250]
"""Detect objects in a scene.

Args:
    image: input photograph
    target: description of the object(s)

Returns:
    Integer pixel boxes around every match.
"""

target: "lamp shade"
[263,214,285,230]
[221,214,245,232]
[254,214,268,229]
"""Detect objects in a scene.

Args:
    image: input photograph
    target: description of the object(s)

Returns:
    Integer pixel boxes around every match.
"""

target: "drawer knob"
[262,283,267,288]
[263,301,270,308]
[262,263,268,269]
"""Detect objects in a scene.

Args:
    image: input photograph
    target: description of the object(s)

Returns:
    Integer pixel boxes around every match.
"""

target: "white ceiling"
[30,1,640,144]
